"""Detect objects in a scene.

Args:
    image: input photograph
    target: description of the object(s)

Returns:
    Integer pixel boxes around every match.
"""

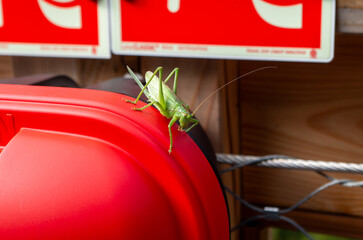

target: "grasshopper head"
[179,114,193,129]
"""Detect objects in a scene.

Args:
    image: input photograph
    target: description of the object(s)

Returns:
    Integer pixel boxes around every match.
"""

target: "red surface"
[120,0,322,48]
[0,0,98,45]
[0,85,229,240]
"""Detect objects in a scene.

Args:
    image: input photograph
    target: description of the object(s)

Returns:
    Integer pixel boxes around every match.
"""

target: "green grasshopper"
[125,66,275,154]
[126,66,198,154]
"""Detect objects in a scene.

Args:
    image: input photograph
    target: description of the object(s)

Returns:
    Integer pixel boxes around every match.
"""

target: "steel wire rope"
[217,154,363,174]
[218,154,363,240]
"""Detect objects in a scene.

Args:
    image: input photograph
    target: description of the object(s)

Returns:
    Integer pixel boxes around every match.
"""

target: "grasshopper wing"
[145,71,180,111]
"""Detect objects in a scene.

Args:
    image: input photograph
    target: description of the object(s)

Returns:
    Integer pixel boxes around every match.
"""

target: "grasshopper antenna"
[192,66,277,115]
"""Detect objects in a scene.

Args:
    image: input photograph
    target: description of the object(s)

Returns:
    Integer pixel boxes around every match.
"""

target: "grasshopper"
[126,66,198,154]
[125,66,275,154]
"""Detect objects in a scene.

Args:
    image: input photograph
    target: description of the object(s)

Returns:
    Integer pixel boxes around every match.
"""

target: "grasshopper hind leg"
[163,68,179,95]
[125,66,154,104]
[133,101,156,111]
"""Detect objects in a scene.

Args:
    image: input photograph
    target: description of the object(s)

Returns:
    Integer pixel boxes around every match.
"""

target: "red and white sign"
[111,0,335,62]
[0,0,109,58]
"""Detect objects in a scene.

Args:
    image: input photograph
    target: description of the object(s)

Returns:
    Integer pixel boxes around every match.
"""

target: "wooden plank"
[338,0,363,33]
[10,56,139,87]
[244,168,363,216]
[236,33,363,227]
[241,207,363,239]
[338,8,363,33]
[338,0,363,9]
[218,60,243,240]
[12,57,80,84]
[284,210,363,239]
[0,56,13,79]
[219,60,241,154]
[79,55,138,86]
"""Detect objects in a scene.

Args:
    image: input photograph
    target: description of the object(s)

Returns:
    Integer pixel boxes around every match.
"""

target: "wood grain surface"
[11,57,80,84]
[338,0,363,33]
[241,206,363,239]
[79,55,133,87]
[228,34,363,237]
[338,0,363,8]
[0,57,13,79]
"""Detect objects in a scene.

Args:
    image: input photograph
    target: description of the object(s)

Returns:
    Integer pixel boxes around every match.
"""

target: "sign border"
[0,0,110,59]
[111,0,335,63]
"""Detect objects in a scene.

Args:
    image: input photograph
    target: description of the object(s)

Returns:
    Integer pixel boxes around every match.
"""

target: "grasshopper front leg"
[183,118,199,133]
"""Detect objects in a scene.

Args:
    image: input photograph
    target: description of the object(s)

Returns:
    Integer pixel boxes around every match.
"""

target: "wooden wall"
[222,33,363,239]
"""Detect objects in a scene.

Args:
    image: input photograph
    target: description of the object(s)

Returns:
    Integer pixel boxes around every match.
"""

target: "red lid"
[0,85,229,240]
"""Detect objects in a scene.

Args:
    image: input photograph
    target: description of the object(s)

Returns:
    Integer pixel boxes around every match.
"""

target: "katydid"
[125,66,275,154]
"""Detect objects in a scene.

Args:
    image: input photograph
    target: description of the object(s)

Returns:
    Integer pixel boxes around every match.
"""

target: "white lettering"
[0,0,3,27]
[167,0,180,13]
[37,0,82,29]
[252,0,302,29]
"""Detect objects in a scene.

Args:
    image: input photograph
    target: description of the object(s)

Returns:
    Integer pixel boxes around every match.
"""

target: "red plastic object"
[0,84,229,240]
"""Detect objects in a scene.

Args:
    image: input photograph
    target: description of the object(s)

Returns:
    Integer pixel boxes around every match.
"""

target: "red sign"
[121,0,320,48]
[0,0,109,58]
[112,0,335,62]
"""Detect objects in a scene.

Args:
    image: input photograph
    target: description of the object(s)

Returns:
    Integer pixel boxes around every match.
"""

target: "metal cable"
[217,153,363,174]
[225,185,314,239]
[279,216,314,240]
[278,178,352,214]
[219,155,290,174]
[219,153,363,240]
